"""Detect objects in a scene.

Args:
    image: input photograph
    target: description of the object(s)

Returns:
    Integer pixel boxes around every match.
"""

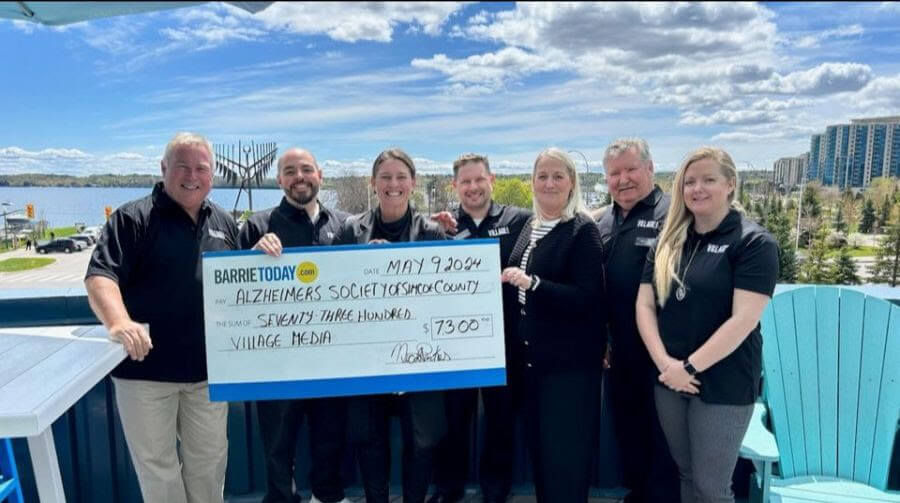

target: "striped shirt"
[518,219,559,305]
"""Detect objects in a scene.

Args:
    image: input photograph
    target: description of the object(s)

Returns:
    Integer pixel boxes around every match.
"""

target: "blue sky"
[1,1,899,177]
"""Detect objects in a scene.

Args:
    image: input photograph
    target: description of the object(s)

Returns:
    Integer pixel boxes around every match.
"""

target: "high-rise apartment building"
[773,153,808,188]
[805,116,900,188]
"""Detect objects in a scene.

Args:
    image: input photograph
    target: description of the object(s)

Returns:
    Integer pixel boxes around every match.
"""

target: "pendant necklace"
[676,239,702,301]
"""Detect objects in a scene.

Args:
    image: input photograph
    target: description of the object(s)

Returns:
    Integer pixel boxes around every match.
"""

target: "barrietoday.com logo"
[295,261,318,283]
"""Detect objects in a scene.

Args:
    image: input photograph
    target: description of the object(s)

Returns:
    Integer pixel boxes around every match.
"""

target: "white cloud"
[10,19,37,33]
[255,2,465,42]
[852,73,900,109]
[742,62,873,95]
[792,24,864,49]
[465,3,776,65]
[0,147,90,159]
[411,47,563,91]
[680,109,781,126]
[0,147,156,175]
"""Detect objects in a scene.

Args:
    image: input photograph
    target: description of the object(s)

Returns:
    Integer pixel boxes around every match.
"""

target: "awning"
[0,1,271,26]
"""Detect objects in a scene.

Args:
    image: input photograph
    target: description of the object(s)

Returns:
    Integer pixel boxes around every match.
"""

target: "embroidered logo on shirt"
[637,219,659,229]
[208,229,227,240]
[453,229,473,240]
[487,226,510,237]
[635,237,657,247]
[707,244,729,253]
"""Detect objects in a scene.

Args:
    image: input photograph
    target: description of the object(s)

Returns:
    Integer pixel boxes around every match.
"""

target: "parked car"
[36,238,81,254]
[70,234,95,246]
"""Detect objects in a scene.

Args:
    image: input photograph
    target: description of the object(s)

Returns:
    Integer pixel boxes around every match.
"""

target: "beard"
[286,182,319,206]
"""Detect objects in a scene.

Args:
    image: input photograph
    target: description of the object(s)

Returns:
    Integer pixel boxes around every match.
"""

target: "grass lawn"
[0,257,56,272]
[825,246,878,258]
[43,226,78,238]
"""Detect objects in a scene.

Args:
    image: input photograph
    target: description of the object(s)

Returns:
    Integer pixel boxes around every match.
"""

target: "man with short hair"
[85,132,238,503]
[429,154,531,503]
[596,138,679,503]
[240,148,350,503]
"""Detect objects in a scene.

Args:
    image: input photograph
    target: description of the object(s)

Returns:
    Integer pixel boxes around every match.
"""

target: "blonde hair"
[531,147,589,226]
[653,147,741,306]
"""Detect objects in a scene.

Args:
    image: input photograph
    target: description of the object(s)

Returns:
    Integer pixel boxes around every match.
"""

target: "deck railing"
[1,286,897,502]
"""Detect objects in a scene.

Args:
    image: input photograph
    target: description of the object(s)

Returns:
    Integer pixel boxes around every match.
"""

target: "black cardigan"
[506,212,607,373]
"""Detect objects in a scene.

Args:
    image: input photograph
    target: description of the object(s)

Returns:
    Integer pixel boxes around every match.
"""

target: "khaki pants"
[113,378,228,503]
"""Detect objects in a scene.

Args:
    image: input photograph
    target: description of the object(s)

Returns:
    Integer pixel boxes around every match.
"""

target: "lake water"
[0,186,335,228]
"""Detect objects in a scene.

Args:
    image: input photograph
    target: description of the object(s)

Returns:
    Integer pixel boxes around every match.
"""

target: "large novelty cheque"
[202,239,506,401]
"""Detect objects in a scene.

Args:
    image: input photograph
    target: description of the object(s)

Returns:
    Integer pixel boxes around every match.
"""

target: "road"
[0,244,92,289]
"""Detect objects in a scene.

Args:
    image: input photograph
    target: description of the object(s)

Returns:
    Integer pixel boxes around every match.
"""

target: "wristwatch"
[683,359,698,376]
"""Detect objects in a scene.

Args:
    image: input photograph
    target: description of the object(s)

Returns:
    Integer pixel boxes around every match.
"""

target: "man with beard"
[596,138,679,503]
[239,148,350,503]
[429,154,531,503]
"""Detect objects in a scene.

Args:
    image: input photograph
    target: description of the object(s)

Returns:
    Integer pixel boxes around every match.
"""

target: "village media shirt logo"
[214,260,319,285]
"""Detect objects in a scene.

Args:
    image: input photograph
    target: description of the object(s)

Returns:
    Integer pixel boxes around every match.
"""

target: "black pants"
[520,367,602,503]
[608,359,681,503]
[257,398,348,503]
[431,385,515,502]
[350,392,446,503]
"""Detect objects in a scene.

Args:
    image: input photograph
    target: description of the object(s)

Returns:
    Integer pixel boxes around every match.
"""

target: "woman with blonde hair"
[501,147,606,502]
[636,147,778,503]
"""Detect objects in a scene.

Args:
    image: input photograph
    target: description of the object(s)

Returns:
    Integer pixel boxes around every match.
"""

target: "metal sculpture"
[214,141,277,212]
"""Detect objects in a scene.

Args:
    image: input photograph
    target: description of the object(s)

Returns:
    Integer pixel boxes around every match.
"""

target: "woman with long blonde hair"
[635,147,778,503]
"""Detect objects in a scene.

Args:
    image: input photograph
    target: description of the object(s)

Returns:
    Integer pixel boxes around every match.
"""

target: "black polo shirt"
[453,201,531,342]
[597,186,670,366]
[238,197,348,250]
[86,182,239,382]
[640,209,778,405]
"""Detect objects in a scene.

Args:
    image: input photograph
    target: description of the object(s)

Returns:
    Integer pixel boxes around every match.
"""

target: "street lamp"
[568,149,595,206]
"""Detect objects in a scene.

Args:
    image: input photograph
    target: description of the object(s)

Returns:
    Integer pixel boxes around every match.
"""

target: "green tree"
[878,196,893,232]
[493,177,533,208]
[833,205,846,233]
[869,214,900,286]
[859,199,876,233]
[801,225,834,284]
[802,184,822,218]
[765,208,798,283]
[829,245,860,285]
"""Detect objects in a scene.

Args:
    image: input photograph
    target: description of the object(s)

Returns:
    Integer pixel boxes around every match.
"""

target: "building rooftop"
[850,116,900,125]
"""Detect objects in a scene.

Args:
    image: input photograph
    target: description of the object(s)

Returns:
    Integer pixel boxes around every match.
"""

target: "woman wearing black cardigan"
[501,147,607,502]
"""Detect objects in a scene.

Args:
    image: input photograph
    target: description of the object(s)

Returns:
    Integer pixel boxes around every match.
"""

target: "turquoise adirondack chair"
[740,286,900,502]
[0,438,24,503]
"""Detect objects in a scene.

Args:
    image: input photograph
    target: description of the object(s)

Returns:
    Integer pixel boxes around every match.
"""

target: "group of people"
[84,132,778,503]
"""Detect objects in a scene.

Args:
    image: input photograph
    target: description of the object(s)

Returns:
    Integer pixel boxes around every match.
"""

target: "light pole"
[568,149,593,206]
[796,181,804,250]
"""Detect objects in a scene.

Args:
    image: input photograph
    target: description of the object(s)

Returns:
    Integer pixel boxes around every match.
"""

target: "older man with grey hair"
[596,138,679,503]
[85,132,238,503]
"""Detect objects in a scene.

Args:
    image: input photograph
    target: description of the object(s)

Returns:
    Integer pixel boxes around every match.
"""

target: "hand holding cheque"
[202,240,506,401]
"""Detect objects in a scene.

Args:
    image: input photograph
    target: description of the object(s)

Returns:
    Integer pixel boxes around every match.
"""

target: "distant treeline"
[0,170,774,189]
[0,173,279,188]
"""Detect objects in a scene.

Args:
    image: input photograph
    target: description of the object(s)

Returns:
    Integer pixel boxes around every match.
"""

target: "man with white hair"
[596,138,679,503]
[85,132,238,503]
